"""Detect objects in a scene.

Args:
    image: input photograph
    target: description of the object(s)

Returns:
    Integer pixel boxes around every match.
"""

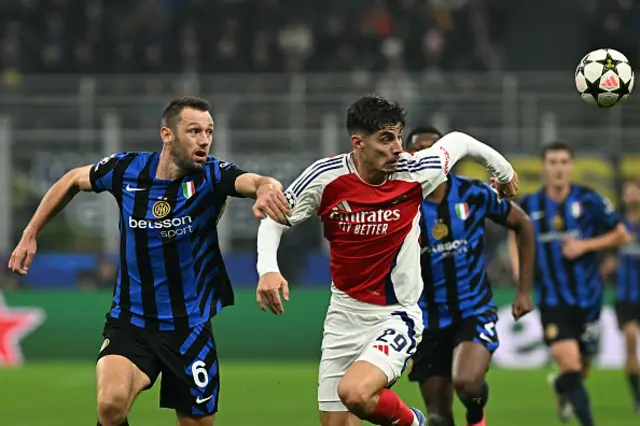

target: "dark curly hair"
[346,95,406,136]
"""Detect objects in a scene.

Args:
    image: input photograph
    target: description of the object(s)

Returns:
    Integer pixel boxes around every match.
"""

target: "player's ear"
[350,134,364,150]
[160,126,173,144]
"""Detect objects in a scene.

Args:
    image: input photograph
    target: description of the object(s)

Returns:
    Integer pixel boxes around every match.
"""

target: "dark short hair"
[541,141,574,160]
[346,95,406,136]
[406,125,443,143]
[162,96,211,129]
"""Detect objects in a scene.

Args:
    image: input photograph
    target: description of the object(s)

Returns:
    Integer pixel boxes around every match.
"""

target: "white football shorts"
[317,292,423,412]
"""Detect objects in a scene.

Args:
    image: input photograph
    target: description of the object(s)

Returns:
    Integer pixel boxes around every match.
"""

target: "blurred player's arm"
[504,203,535,319]
[507,231,520,283]
[599,253,619,282]
[212,161,289,224]
[484,184,534,319]
[563,193,632,259]
[256,161,323,314]
[9,164,93,275]
[410,131,516,196]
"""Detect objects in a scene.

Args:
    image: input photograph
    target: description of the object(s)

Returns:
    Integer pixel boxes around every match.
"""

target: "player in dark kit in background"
[8,97,291,426]
[600,179,640,412]
[405,126,535,426]
[508,142,631,426]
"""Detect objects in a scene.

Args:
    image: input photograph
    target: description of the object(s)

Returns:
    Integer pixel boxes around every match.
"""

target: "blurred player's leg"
[550,340,595,426]
[96,355,152,426]
[449,313,499,426]
[622,321,640,411]
[407,327,456,426]
[452,343,491,426]
[418,377,455,426]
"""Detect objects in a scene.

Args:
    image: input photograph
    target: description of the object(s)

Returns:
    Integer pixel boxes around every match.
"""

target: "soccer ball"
[575,48,634,108]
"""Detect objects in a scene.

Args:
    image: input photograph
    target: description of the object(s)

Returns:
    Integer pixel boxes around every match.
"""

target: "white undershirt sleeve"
[256,218,288,276]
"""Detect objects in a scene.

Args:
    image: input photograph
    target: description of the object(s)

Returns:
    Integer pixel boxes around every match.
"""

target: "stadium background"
[0,0,639,425]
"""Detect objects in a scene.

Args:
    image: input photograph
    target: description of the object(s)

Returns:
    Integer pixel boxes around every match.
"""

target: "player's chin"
[190,159,206,170]
[383,163,398,174]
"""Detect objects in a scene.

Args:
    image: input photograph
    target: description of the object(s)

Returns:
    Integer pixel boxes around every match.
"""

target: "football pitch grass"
[0,361,637,426]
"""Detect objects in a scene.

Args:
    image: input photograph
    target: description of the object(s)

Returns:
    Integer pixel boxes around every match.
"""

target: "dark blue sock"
[555,372,594,426]
[628,373,640,402]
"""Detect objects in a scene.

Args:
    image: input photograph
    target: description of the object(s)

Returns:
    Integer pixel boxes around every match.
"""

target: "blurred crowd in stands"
[0,0,637,77]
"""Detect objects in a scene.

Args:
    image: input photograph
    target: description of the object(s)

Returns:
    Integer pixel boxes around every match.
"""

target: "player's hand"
[512,291,533,321]
[490,171,519,200]
[8,232,37,275]
[254,184,291,225]
[562,238,588,260]
[257,272,289,315]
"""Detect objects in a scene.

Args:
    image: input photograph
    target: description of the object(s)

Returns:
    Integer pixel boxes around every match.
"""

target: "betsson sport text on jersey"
[329,208,401,236]
[128,215,194,239]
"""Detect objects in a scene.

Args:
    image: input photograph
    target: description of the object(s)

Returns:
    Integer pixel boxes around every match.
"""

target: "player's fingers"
[268,202,288,225]
[23,250,35,271]
[10,251,26,274]
[262,204,286,224]
[263,289,282,315]
[256,289,267,312]
[252,205,267,220]
[282,280,290,301]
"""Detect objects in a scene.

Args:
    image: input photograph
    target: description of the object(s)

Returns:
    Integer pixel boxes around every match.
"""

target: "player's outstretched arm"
[255,159,324,314]
[503,203,535,320]
[413,131,517,198]
[234,173,290,224]
[256,218,290,315]
[8,165,93,275]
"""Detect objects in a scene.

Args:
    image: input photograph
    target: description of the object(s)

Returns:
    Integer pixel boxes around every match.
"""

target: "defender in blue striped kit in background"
[8,97,291,426]
[601,179,640,413]
[509,142,631,426]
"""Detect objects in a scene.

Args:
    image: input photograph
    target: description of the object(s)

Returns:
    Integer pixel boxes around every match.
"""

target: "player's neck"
[427,182,447,203]
[544,184,571,202]
[156,151,188,181]
[352,153,387,186]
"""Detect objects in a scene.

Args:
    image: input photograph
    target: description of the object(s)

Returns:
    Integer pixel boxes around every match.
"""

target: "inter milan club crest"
[431,220,449,240]
[0,292,44,367]
[182,181,196,199]
[152,198,171,219]
[552,214,564,230]
[454,203,470,220]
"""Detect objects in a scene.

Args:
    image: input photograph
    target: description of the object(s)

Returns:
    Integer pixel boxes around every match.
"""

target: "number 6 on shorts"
[191,360,209,388]
[376,328,409,353]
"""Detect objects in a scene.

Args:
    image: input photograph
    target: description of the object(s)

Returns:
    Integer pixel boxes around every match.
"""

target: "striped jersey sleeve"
[396,146,447,197]
[206,157,247,199]
[89,152,132,193]
[283,156,344,226]
[583,189,620,232]
[479,181,512,225]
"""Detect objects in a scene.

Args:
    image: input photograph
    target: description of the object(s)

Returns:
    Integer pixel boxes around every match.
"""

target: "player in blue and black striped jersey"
[601,179,640,412]
[405,127,535,426]
[509,142,631,426]
[8,97,291,426]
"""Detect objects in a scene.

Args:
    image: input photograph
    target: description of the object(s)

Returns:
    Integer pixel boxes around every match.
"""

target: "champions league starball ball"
[575,48,634,108]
